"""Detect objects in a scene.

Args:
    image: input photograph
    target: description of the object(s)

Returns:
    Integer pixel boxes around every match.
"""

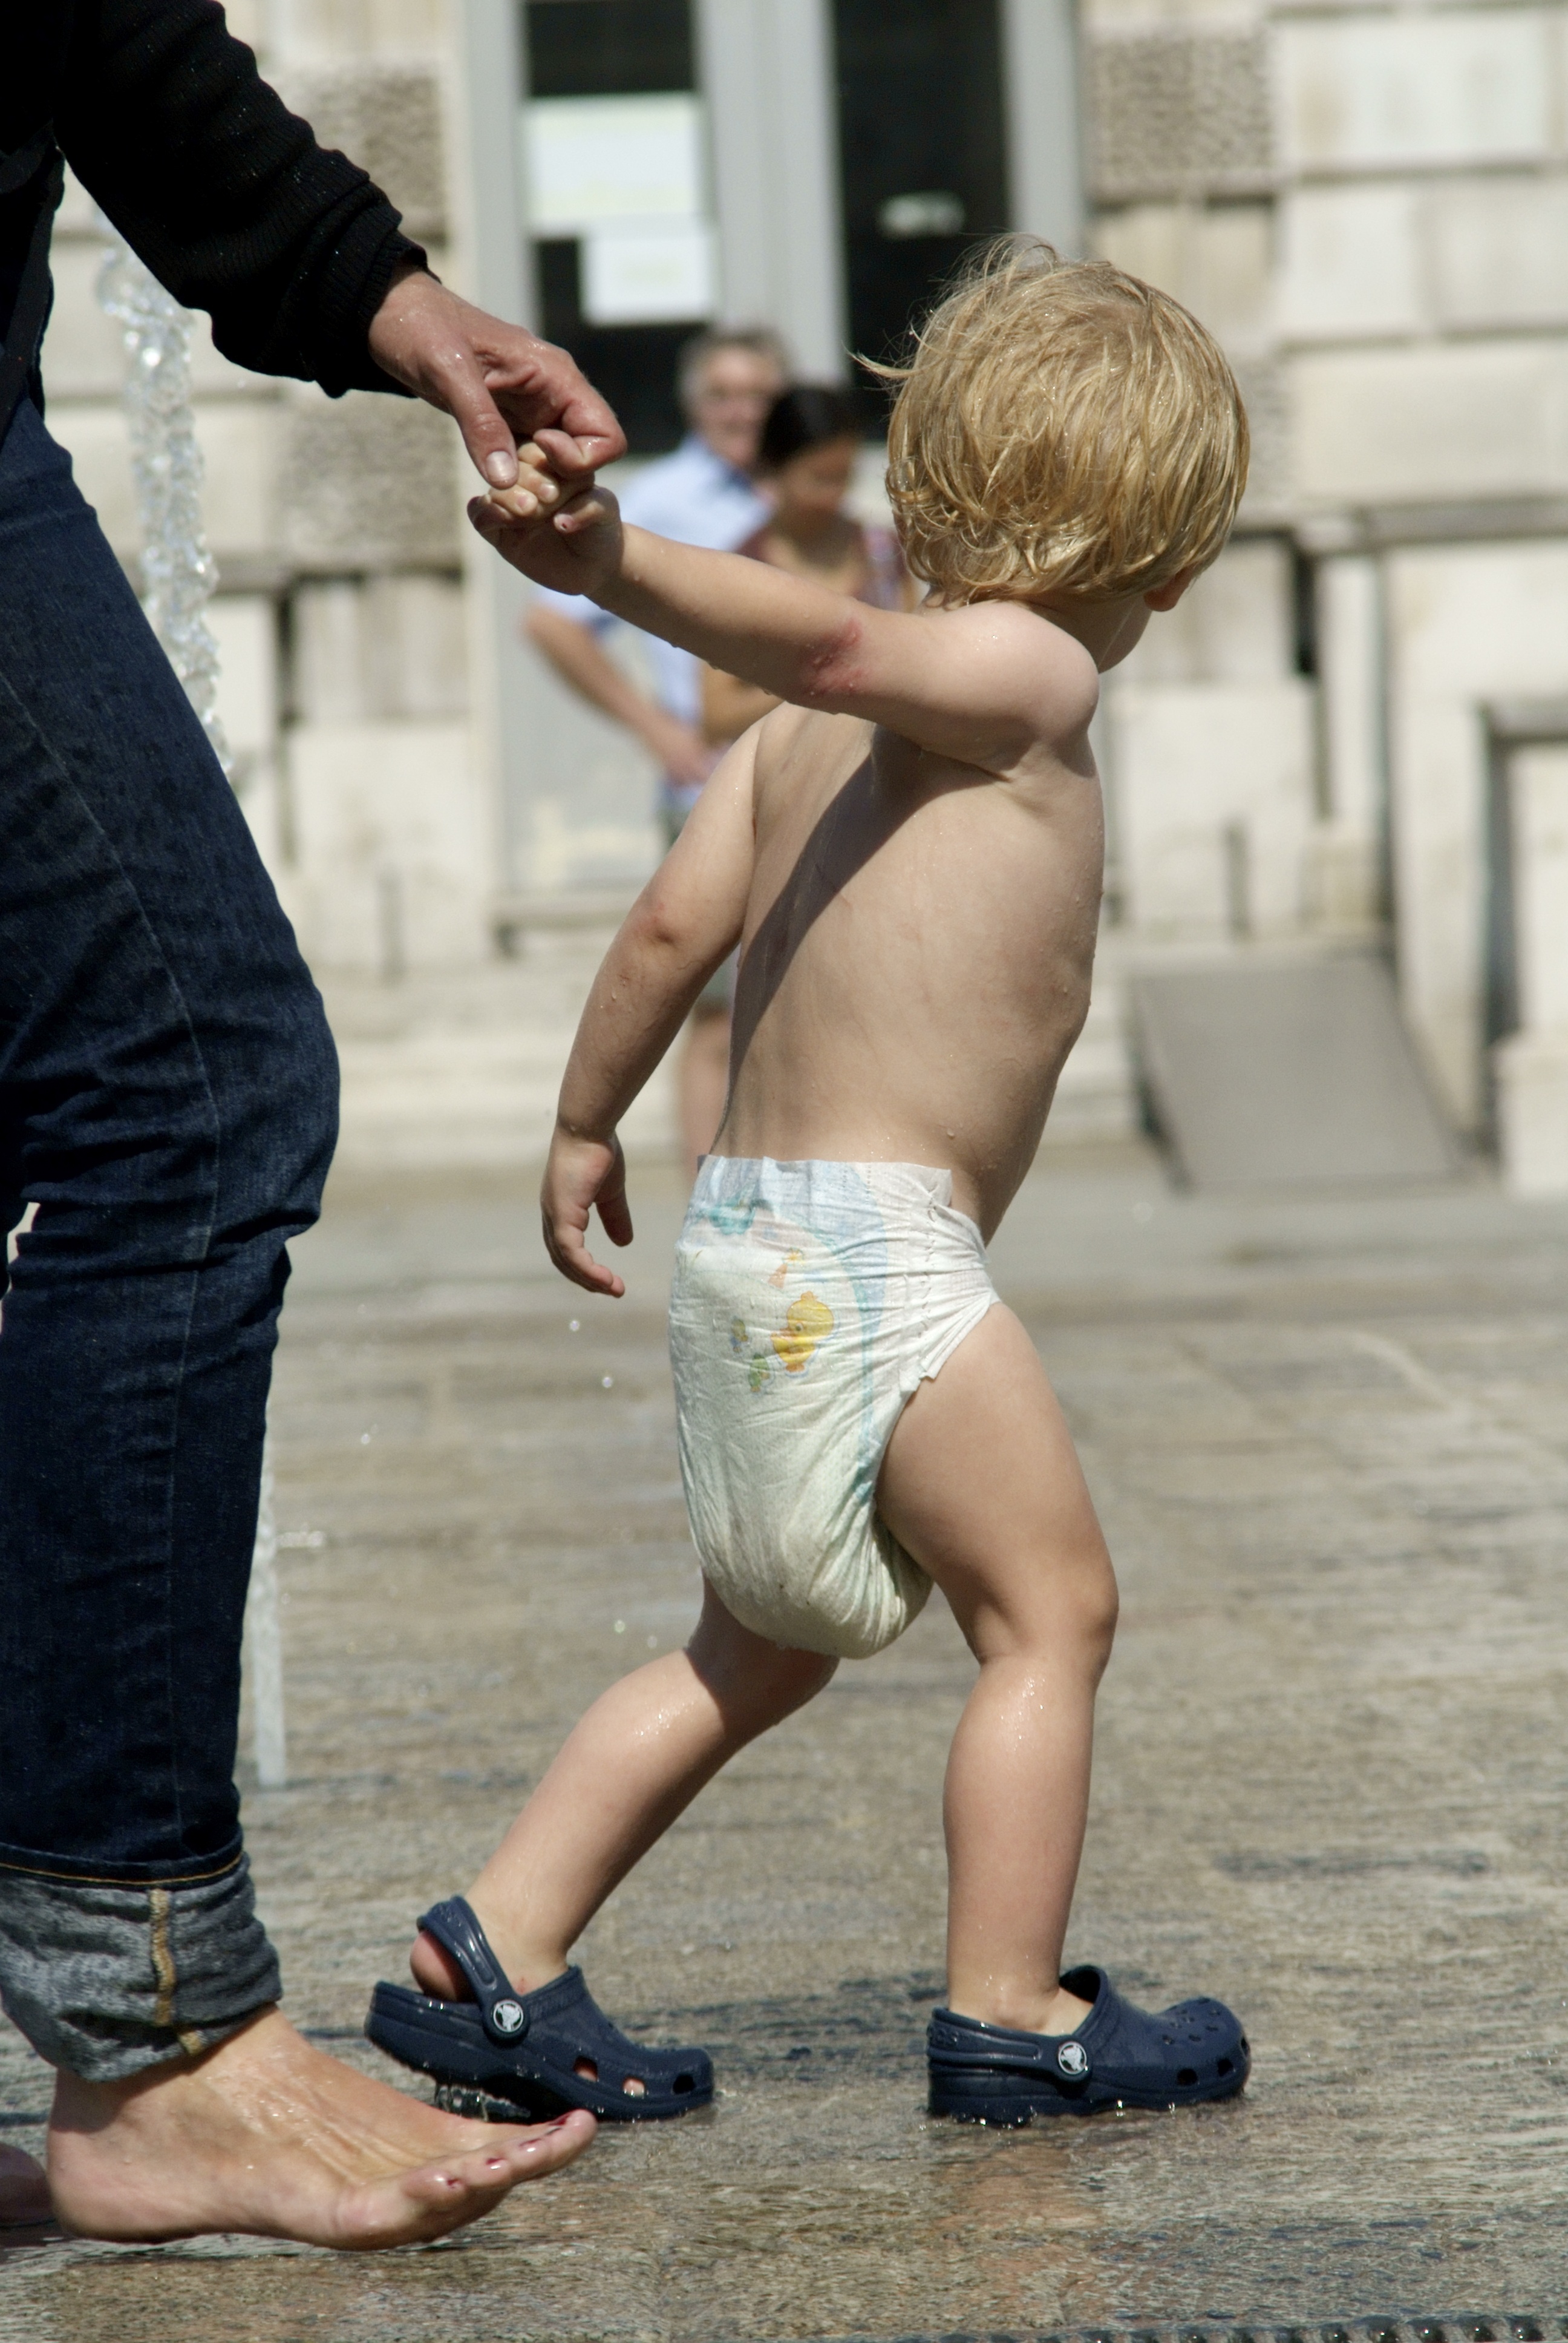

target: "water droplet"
[569,1319,580,1332]
[601,1374,614,1389]
[614,1619,626,1634]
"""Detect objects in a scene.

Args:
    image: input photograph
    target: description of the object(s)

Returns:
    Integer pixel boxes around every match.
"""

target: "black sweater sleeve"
[56,0,426,396]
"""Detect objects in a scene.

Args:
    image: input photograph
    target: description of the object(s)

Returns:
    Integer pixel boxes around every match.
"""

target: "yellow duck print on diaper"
[730,1265,835,1394]
[772,1291,834,1373]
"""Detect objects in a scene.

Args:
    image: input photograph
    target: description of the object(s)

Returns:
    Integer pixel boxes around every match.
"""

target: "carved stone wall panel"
[281,393,459,569]
[1086,31,1273,203]
[284,64,446,238]
[1230,353,1290,520]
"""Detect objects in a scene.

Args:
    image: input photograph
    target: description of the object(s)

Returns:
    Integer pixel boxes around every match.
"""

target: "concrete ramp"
[1129,956,1459,1189]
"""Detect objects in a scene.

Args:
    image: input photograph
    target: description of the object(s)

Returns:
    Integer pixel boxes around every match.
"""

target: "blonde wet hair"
[876,238,1248,606]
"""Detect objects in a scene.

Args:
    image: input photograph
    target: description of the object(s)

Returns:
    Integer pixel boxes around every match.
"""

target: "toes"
[416,2115,596,2204]
[341,2113,596,2248]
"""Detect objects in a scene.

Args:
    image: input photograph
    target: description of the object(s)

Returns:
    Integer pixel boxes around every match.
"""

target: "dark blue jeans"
[0,400,336,2080]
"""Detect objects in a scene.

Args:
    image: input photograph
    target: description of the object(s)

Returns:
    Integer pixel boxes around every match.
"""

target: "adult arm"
[57,0,623,479]
[59,0,419,395]
[541,730,758,1296]
[527,606,713,787]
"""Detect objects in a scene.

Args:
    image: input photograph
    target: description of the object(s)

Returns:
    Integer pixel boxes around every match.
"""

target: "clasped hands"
[468,443,624,597]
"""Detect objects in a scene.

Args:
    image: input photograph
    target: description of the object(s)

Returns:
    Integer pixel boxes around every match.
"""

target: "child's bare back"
[723,667,1102,1233]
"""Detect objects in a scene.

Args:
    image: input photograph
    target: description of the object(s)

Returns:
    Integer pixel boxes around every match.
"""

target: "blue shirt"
[532,434,769,733]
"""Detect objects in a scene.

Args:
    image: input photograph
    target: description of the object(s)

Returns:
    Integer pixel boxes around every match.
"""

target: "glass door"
[521,0,715,451]
[831,0,1010,423]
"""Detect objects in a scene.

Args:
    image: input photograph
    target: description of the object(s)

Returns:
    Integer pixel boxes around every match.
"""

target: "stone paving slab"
[4,1147,1568,2339]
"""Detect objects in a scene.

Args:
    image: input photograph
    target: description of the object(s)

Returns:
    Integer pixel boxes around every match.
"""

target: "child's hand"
[469,443,623,599]
[483,439,567,520]
[541,1126,633,1297]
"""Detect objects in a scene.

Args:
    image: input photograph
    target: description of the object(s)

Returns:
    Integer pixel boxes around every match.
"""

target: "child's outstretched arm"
[471,462,1100,781]
[542,729,757,1297]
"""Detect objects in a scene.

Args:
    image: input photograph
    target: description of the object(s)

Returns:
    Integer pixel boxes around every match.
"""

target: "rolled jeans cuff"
[0,1855,280,2082]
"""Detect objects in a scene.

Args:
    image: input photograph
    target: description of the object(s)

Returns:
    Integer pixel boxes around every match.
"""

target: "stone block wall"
[1085,2,1310,978]
[1273,0,1568,1173]
[1085,0,1568,1181]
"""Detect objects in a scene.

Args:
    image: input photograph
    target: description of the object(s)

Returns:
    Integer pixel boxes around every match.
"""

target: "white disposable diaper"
[668,1156,998,1660]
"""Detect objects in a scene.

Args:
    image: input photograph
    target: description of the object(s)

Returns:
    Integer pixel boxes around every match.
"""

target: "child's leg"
[877,1304,1118,2038]
[410,1584,834,2001]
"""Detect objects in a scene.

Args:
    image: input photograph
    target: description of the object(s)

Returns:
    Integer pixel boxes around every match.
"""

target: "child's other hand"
[541,1127,633,1296]
[469,445,623,597]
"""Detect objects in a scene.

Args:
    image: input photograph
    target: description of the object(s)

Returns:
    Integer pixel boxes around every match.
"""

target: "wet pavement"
[4,1140,1568,2340]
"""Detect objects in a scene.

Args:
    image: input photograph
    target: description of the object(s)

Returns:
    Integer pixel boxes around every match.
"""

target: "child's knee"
[689,1587,837,1723]
[1028,1548,1118,1681]
[768,1644,838,1711]
[728,1643,836,1734]
[729,1639,837,1725]
[1085,1560,1119,1676]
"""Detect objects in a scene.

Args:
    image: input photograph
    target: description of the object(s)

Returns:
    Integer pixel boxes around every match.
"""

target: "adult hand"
[641,711,716,792]
[524,601,717,789]
[367,270,624,488]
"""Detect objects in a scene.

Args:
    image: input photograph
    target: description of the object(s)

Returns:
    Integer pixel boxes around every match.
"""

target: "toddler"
[368,243,1253,2126]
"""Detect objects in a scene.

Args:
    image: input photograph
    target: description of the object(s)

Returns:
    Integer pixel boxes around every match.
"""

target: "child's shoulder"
[923,597,1100,750]
[930,595,1098,680]
[751,592,1099,795]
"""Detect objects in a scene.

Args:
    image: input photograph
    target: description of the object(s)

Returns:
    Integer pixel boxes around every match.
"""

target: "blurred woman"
[701,384,914,746]
[679,387,915,1172]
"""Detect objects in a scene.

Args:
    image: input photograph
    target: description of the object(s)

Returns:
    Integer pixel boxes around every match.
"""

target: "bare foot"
[47,2006,594,2248]
[0,2144,54,2229]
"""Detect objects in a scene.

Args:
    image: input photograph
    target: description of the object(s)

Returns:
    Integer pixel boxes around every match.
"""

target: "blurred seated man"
[526,329,785,1175]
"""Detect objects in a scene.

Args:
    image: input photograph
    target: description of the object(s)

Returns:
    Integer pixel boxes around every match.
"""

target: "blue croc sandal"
[927,1964,1249,2123]
[365,1896,714,2122]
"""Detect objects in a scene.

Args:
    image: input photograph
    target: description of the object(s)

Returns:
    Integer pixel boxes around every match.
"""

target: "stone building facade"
[37,0,1568,1184]
[1089,0,1568,1191]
